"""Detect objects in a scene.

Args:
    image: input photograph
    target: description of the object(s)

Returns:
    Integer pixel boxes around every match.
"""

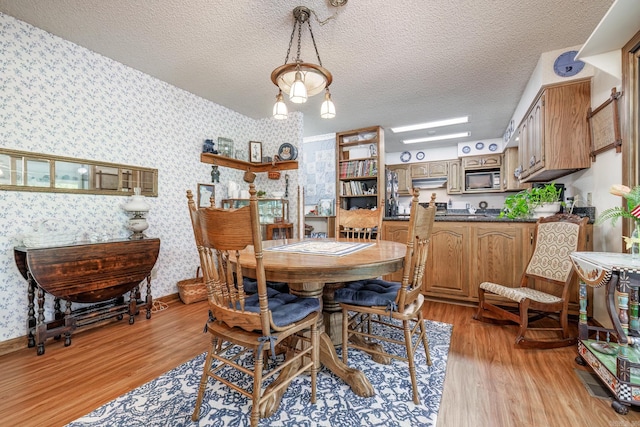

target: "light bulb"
[273,91,288,120]
[289,70,307,103]
[320,89,336,119]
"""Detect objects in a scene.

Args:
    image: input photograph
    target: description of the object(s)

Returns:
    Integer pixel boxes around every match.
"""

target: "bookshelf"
[335,125,385,214]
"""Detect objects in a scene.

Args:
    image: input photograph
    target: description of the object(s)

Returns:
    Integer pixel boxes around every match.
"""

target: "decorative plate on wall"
[461,145,471,154]
[475,142,485,150]
[489,143,498,152]
[277,143,298,160]
[416,151,425,160]
[400,151,411,163]
[553,50,585,77]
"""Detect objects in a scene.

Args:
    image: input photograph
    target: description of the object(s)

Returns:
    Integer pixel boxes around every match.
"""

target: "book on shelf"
[339,159,378,178]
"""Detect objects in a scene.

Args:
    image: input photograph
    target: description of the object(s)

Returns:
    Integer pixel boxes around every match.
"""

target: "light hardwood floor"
[0,298,637,427]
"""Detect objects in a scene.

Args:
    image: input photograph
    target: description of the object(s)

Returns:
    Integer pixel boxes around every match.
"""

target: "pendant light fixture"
[271,6,336,119]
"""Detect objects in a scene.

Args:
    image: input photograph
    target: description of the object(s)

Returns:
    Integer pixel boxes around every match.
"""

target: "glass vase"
[632,225,640,260]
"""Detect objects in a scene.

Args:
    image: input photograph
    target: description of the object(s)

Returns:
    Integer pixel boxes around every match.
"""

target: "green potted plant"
[499,182,563,219]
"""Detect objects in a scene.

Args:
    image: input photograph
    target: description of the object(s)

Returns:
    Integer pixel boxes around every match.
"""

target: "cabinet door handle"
[530,232,534,245]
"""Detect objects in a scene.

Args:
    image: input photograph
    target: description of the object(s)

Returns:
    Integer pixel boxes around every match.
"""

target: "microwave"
[465,170,501,191]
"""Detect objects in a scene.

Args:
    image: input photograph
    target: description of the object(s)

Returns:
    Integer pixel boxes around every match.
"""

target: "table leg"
[145,275,153,319]
[258,281,376,418]
[27,273,35,348]
[290,281,375,397]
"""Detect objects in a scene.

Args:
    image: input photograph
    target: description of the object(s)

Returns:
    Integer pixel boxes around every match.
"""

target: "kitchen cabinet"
[410,161,448,178]
[461,154,502,170]
[336,126,385,212]
[502,147,530,191]
[387,164,411,196]
[517,79,591,182]
[423,223,471,298]
[381,219,592,314]
[447,160,463,194]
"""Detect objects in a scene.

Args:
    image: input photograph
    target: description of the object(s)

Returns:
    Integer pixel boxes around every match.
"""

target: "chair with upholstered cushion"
[473,213,588,349]
[334,189,436,404]
[187,182,320,427]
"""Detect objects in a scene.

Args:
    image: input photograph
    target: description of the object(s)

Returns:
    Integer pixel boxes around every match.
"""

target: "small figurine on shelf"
[211,165,220,183]
[203,139,218,154]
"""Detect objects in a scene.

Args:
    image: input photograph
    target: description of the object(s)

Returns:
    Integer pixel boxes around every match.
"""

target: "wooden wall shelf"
[200,153,298,172]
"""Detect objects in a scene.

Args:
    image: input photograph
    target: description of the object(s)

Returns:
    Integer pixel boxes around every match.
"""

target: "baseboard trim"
[0,293,182,357]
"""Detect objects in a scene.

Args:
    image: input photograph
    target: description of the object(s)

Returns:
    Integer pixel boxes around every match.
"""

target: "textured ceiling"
[0,0,614,153]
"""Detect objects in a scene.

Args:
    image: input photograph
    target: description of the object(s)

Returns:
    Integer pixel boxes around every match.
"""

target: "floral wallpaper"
[0,13,302,343]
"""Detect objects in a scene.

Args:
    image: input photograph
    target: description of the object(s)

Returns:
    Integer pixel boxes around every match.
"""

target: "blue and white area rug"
[67,320,452,426]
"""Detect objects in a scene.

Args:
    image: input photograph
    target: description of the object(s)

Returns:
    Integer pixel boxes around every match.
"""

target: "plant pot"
[532,202,561,219]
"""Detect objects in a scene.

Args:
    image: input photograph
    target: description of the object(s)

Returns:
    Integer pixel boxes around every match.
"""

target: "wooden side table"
[266,222,293,240]
[14,238,160,355]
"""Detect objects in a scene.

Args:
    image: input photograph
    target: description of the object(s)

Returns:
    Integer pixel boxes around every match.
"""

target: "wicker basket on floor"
[177,267,207,304]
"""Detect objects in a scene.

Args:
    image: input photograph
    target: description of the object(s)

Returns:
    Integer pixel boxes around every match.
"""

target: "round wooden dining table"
[238,238,406,414]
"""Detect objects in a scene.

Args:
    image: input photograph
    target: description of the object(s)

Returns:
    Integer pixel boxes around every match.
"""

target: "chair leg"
[403,319,420,405]
[191,336,217,422]
[560,307,570,339]
[250,348,264,427]
[310,323,318,404]
[515,299,529,345]
[474,287,486,321]
[418,313,432,366]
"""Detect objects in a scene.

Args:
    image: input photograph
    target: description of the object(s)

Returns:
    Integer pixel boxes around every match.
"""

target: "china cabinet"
[336,126,385,212]
[221,198,289,225]
[571,252,640,415]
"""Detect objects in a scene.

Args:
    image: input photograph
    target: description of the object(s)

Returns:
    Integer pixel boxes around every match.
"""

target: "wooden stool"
[266,222,293,240]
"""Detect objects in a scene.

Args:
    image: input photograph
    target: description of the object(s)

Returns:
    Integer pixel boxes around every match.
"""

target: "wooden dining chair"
[187,183,320,427]
[336,204,383,241]
[334,190,436,404]
[473,213,587,349]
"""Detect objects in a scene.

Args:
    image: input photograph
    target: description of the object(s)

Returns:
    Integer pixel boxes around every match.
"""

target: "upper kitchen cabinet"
[461,154,502,170]
[447,160,463,194]
[411,161,448,178]
[336,126,385,211]
[387,164,411,196]
[502,147,530,191]
[517,79,591,182]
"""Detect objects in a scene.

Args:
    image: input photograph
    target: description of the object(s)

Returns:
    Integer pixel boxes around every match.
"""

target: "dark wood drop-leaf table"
[14,238,160,355]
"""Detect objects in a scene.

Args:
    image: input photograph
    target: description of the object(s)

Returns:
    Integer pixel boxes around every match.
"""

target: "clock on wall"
[553,50,585,78]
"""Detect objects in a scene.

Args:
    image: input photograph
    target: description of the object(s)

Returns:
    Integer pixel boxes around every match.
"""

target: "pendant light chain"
[306,20,323,68]
[272,4,344,119]
[283,19,297,65]
[296,19,303,63]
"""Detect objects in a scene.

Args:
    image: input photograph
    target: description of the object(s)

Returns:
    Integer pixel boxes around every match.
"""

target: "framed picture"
[318,198,334,216]
[249,141,262,163]
[197,183,215,208]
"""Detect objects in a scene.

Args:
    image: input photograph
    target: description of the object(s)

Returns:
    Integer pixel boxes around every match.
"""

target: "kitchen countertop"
[384,207,595,223]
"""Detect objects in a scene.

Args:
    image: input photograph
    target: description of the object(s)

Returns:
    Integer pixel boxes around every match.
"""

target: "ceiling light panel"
[391,116,469,133]
[403,132,470,144]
